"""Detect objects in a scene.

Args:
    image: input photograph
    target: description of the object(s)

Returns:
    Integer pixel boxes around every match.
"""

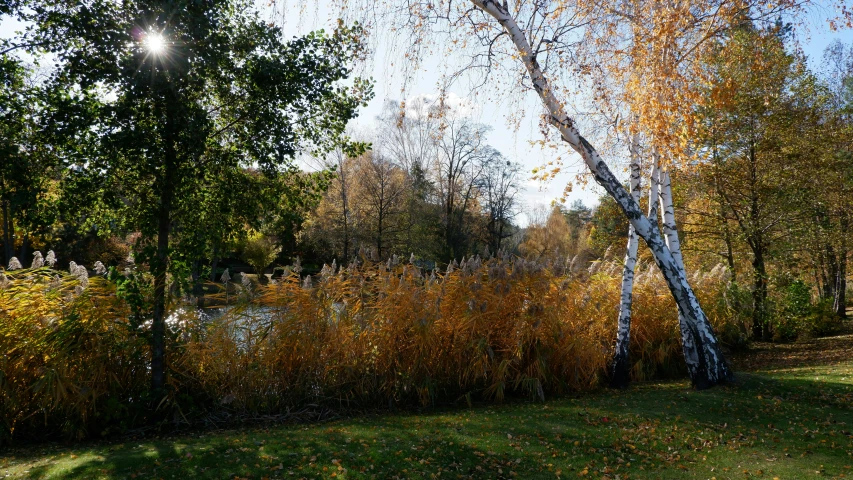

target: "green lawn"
[2,342,852,479]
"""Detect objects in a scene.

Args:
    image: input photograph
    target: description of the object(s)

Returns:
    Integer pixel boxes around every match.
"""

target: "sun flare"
[144,32,166,54]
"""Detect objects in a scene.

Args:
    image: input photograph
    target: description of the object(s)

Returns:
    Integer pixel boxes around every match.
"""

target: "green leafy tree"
[0,56,58,265]
[240,230,282,279]
[12,0,371,397]
[691,26,823,339]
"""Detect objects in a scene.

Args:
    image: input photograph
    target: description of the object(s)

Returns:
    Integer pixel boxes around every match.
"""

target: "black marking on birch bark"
[549,114,572,129]
[579,136,596,156]
[530,57,543,74]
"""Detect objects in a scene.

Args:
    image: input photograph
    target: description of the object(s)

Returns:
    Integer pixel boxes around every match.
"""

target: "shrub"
[771,278,837,341]
[238,231,281,278]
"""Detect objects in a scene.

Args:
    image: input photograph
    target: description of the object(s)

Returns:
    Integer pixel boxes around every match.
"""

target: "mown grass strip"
[2,361,851,479]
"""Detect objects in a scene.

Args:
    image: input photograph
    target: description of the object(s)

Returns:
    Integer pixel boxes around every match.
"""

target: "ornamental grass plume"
[220,268,231,283]
[7,257,22,270]
[94,261,107,275]
[0,272,9,289]
[45,250,56,267]
[70,263,89,289]
[31,251,44,269]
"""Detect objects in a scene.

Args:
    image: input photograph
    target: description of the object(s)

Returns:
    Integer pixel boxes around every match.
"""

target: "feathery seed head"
[94,261,107,275]
[8,257,22,270]
[0,272,8,289]
[45,250,56,267]
[74,264,88,280]
[220,268,231,283]
[31,251,44,269]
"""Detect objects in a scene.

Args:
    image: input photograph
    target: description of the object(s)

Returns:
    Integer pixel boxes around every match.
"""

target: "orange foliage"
[1,257,739,441]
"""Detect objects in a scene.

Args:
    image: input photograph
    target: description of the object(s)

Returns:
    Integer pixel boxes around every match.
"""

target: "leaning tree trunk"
[658,167,702,375]
[472,0,733,388]
[610,136,641,388]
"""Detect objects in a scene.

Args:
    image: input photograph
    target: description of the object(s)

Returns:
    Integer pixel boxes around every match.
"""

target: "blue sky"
[3,4,851,226]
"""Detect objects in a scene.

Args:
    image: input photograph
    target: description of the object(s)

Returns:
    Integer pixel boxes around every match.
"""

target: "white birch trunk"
[658,167,702,376]
[472,0,732,388]
[658,169,684,270]
[610,135,641,388]
[648,153,661,223]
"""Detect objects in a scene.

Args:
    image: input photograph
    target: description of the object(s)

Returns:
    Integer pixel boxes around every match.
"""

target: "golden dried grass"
[1,257,736,441]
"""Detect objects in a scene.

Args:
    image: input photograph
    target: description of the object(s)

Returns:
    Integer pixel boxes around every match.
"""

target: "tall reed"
[1,254,738,442]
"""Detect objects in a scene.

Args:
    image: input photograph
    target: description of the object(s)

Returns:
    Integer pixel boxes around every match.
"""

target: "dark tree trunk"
[825,244,838,301]
[343,221,350,263]
[209,244,220,282]
[835,215,848,318]
[151,117,177,399]
[18,232,28,267]
[2,200,11,265]
[835,254,847,318]
[751,248,768,340]
[377,204,383,261]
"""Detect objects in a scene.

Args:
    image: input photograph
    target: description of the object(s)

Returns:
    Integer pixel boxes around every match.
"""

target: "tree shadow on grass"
[6,363,853,479]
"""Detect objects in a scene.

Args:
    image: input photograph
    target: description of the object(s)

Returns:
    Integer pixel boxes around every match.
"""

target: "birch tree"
[610,136,641,388]
[456,0,737,387]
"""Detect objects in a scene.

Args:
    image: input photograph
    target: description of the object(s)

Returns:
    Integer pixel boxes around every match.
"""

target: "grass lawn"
[2,335,852,479]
